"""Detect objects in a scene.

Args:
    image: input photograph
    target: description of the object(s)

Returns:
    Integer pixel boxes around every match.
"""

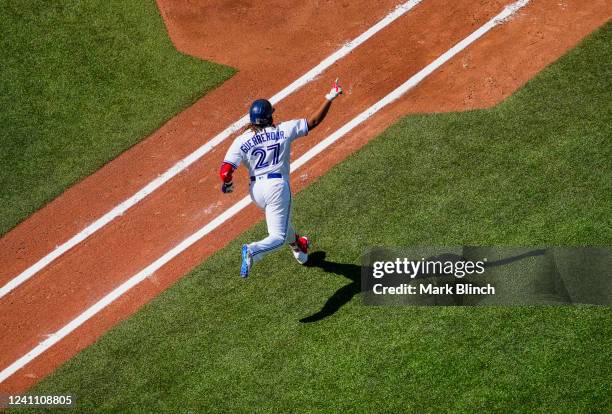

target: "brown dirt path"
[0,0,609,394]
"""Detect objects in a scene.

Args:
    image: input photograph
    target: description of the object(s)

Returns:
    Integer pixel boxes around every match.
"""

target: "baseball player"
[219,79,343,277]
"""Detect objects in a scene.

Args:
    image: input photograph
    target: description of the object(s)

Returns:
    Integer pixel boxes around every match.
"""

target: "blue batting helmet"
[249,99,274,126]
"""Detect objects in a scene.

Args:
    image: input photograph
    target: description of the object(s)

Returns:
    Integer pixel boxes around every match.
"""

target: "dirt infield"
[0,0,609,393]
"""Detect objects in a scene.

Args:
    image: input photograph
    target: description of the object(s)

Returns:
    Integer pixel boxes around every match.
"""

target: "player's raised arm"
[307,79,343,130]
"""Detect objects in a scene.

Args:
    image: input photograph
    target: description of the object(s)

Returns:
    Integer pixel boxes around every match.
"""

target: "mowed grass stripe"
[25,23,611,413]
[0,0,234,236]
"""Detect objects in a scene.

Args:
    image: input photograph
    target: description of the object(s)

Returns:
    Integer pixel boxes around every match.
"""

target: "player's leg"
[286,203,309,264]
[289,235,309,264]
[241,180,267,277]
[285,207,296,250]
[247,180,292,264]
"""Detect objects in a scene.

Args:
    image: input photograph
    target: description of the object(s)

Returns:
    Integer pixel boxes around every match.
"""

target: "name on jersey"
[240,131,285,153]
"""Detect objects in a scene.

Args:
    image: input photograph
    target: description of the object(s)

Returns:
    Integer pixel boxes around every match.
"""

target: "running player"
[219,79,343,277]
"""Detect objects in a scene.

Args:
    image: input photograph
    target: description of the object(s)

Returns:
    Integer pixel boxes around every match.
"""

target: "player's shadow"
[300,251,360,323]
[300,249,549,323]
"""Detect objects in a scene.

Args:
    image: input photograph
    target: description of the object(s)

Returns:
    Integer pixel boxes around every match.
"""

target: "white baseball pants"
[248,177,296,263]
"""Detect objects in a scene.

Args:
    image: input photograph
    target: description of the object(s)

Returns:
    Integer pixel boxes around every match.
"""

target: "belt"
[250,173,283,181]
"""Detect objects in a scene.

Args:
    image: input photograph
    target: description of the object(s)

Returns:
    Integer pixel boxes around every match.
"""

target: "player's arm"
[219,162,235,193]
[220,139,242,194]
[307,79,343,130]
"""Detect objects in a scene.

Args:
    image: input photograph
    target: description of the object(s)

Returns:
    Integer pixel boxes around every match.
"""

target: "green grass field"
[21,22,611,414]
[0,0,234,236]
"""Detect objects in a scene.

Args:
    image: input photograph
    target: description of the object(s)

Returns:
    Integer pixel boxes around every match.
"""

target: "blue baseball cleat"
[240,244,252,278]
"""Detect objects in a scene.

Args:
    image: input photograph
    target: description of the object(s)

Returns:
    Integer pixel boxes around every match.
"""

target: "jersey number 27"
[252,143,281,170]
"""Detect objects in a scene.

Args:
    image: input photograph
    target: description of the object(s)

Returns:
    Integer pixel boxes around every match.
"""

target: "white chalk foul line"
[0,0,530,383]
[0,0,423,300]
